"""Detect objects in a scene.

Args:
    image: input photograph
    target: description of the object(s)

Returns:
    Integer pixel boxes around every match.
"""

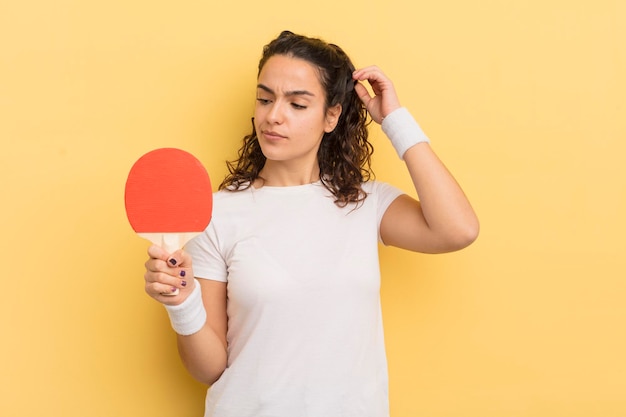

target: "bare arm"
[176,278,227,385]
[353,66,479,253]
[380,143,479,253]
[145,246,228,385]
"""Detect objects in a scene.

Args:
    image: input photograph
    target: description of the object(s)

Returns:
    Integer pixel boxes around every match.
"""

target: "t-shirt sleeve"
[184,222,228,282]
[364,181,405,244]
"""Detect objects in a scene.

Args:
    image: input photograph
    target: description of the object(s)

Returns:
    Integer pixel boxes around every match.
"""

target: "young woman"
[144,30,479,417]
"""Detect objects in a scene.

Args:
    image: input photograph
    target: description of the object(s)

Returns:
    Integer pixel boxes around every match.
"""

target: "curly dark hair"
[219,31,374,206]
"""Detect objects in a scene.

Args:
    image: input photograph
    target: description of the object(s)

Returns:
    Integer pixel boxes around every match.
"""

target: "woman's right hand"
[144,244,195,306]
[352,65,401,124]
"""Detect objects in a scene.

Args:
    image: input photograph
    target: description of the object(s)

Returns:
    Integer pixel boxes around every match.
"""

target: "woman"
[144,31,479,417]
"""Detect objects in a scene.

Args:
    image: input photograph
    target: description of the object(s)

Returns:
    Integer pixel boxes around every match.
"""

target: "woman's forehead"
[258,55,324,93]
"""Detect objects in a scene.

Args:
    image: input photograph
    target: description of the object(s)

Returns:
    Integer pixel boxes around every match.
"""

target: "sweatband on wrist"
[164,279,207,336]
[381,107,430,159]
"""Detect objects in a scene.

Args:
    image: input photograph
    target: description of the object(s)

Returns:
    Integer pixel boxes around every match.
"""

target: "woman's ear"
[324,104,342,133]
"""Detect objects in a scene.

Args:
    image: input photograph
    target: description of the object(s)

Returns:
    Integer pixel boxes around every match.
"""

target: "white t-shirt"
[185,180,403,417]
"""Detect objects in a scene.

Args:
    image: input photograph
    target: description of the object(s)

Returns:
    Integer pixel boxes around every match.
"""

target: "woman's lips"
[262,130,287,141]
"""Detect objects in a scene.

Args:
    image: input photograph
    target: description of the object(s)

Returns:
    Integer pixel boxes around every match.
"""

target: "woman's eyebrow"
[257,83,315,97]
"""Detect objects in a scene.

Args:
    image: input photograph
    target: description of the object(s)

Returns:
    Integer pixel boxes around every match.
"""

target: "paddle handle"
[138,232,201,296]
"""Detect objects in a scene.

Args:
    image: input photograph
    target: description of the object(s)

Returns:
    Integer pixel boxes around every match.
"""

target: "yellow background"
[1,0,624,415]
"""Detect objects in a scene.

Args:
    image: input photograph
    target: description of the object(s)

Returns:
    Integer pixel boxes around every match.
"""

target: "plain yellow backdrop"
[1,0,625,416]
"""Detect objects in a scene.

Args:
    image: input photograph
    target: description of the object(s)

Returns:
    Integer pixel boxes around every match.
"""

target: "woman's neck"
[256,160,320,187]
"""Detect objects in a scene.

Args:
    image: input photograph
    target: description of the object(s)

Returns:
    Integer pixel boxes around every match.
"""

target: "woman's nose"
[267,102,284,124]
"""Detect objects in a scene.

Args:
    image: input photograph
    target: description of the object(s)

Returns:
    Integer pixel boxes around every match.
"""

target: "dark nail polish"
[171,287,178,293]
[180,270,186,277]
[169,258,177,266]
[181,280,187,287]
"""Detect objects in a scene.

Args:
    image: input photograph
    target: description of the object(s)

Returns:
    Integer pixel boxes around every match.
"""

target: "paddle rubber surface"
[124,148,213,234]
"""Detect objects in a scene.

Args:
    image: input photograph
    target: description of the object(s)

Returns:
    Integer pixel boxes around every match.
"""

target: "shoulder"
[362,180,404,199]
[359,181,405,222]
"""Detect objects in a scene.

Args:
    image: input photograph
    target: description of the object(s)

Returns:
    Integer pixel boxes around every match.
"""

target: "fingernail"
[181,280,187,287]
[179,270,186,277]
[171,286,178,293]
[169,258,177,266]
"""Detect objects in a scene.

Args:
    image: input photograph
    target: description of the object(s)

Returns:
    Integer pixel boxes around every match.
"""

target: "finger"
[146,280,180,298]
[353,69,394,98]
[353,66,388,84]
[144,268,187,292]
[154,287,192,306]
[147,244,170,261]
[354,82,373,106]
[144,255,171,273]
[146,256,191,284]
[166,249,193,269]
[352,65,381,79]
[145,268,173,285]
[145,270,194,303]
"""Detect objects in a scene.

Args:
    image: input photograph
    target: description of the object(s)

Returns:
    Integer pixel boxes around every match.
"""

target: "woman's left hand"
[353,66,401,124]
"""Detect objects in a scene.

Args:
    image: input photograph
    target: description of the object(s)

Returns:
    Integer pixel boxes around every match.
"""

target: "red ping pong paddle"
[124,148,213,295]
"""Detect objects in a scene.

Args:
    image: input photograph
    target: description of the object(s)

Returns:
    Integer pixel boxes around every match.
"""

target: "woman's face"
[254,54,341,165]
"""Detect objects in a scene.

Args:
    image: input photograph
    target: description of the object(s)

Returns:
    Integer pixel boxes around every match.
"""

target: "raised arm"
[144,245,228,384]
[353,66,479,253]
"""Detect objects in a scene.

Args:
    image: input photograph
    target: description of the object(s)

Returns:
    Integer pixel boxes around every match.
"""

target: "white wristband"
[381,107,430,159]
[164,279,207,336]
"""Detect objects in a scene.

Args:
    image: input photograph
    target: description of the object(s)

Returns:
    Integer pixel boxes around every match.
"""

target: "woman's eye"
[256,98,271,105]
[291,103,307,110]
